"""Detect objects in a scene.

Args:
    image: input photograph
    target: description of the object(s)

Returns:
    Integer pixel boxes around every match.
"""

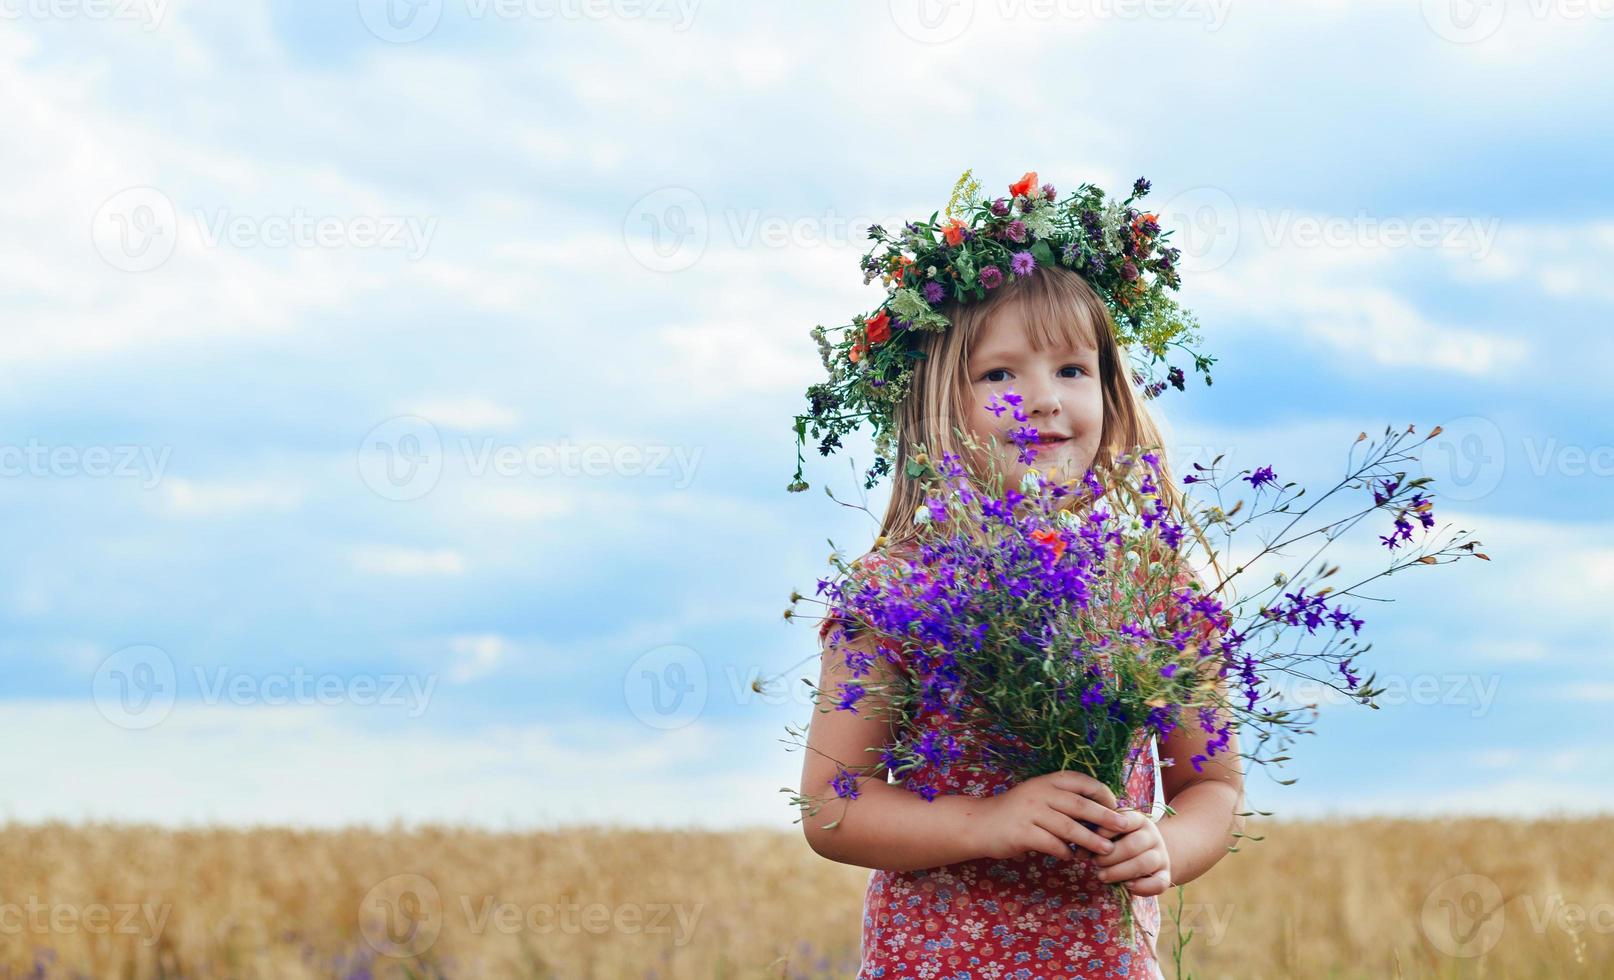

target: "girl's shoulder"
[815,546,919,643]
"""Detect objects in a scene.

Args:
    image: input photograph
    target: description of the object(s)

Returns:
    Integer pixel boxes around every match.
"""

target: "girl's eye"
[1061,365,1088,378]
[982,369,1011,383]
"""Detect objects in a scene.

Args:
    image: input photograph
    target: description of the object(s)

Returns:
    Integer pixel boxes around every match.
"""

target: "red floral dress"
[818,549,1214,979]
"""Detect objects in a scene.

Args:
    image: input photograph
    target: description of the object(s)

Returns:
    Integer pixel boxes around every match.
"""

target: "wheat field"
[0,816,1607,978]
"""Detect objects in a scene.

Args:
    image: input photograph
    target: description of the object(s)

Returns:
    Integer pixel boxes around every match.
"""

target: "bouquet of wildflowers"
[780,390,1487,947]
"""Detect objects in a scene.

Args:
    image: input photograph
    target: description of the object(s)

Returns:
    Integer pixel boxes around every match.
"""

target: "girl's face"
[964,303,1105,489]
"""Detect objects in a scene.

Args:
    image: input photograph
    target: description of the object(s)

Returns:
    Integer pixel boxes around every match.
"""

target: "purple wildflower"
[922,280,945,304]
[1010,250,1037,276]
[1244,465,1278,491]
[835,682,865,713]
[1373,477,1400,506]
[979,266,1004,290]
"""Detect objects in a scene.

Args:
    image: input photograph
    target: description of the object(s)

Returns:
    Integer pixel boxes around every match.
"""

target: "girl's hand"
[1089,808,1172,896]
[973,771,1134,863]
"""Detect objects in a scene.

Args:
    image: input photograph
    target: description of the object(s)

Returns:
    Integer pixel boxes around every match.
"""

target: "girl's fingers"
[1089,830,1144,867]
[1035,810,1117,856]
[1095,850,1166,884]
[1044,789,1131,833]
[1043,771,1119,811]
[1023,826,1080,862]
[1124,870,1172,896]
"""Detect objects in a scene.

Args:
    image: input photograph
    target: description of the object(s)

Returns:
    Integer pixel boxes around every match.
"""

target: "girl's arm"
[1148,565,1247,886]
[1155,695,1245,887]
[798,625,998,872]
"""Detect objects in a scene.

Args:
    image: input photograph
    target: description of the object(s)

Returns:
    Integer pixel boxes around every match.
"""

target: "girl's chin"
[1026,450,1095,480]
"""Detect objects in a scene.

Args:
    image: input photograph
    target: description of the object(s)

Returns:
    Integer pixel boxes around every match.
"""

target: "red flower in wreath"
[865,310,891,346]
[1008,170,1039,199]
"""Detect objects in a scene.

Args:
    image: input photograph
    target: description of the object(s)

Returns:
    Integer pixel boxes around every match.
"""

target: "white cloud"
[161,477,305,516]
[1443,220,1614,305]
[1547,682,1614,703]
[446,633,507,683]
[649,317,820,398]
[1195,232,1530,376]
[475,487,579,521]
[409,397,521,430]
[1470,638,1549,663]
[350,546,466,576]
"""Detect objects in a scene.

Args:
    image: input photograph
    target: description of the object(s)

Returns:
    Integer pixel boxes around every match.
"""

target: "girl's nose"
[1022,380,1060,419]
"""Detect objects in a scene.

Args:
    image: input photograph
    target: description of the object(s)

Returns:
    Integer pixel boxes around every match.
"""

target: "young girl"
[800,264,1244,979]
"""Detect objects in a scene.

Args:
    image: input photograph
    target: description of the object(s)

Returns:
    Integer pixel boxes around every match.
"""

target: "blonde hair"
[874,265,1216,585]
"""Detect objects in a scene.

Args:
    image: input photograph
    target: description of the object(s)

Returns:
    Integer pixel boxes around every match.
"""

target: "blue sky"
[0,0,1610,829]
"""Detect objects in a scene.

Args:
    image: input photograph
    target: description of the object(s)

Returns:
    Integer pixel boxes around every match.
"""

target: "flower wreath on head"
[787,169,1216,493]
